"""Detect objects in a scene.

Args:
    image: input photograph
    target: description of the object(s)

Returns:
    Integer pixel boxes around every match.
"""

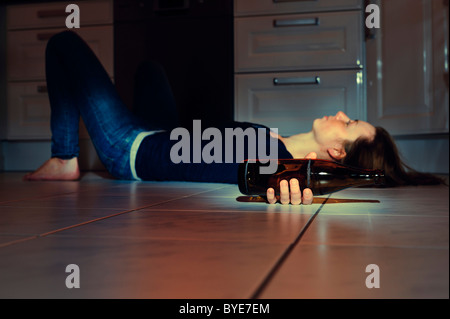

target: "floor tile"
[327,186,449,216]
[299,214,449,248]
[259,186,449,299]
[0,235,288,299]
[0,206,126,237]
[0,172,448,299]
[0,235,34,246]
[260,243,449,299]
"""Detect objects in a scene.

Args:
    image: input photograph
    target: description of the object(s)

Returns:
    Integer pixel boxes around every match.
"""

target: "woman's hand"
[266,152,317,205]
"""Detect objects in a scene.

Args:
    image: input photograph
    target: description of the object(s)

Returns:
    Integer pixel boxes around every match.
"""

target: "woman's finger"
[266,188,277,204]
[302,188,313,205]
[279,180,290,205]
[289,178,301,205]
[305,152,317,159]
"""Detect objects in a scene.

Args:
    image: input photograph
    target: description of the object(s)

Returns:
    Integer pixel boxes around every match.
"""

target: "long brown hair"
[343,127,446,187]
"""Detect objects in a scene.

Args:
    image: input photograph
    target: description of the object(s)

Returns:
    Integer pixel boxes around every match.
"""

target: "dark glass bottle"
[238,159,385,196]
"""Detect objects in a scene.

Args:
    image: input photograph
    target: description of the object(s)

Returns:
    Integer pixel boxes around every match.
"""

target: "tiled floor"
[0,172,448,299]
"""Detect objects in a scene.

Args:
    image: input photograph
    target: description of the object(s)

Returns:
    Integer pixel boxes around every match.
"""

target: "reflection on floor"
[0,172,448,298]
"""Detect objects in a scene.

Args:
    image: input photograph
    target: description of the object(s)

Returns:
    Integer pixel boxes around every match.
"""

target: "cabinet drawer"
[235,0,362,17]
[7,0,113,30]
[235,70,365,136]
[235,10,363,72]
[7,26,114,81]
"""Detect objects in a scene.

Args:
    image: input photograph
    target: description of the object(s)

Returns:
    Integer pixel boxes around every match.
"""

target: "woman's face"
[312,111,376,148]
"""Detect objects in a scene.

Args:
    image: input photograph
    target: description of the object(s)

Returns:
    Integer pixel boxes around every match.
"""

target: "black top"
[135,121,293,184]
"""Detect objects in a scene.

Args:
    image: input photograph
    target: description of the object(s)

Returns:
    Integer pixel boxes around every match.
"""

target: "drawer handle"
[36,33,58,41]
[273,76,321,86]
[273,17,319,27]
[37,85,48,93]
[37,9,67,19]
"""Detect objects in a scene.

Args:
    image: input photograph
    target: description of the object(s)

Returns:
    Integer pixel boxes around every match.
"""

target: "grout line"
[249,194,331,299]
[0,191,86,205]
[0,236,40,249]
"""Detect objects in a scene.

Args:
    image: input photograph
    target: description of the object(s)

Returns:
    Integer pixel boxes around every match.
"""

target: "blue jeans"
[46,31,177,180]
[46,31,287,183]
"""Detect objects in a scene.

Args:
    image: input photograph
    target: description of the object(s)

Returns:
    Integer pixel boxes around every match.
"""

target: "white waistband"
[130,130,163,181]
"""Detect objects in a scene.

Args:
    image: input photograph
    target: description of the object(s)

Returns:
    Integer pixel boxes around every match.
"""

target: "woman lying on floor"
[24,31,444,205]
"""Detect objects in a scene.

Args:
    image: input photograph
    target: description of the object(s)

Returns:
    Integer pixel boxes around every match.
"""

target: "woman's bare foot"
[23,157,80,181]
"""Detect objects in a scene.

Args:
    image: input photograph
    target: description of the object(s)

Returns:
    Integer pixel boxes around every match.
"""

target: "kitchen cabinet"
[234,0,365,136]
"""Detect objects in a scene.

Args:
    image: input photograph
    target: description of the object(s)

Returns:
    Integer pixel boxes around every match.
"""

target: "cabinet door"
[235,11,363,72]
[366,0,449,135]
[7,26,114,81]
[235,70,365,136]
[7,82,51,139]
